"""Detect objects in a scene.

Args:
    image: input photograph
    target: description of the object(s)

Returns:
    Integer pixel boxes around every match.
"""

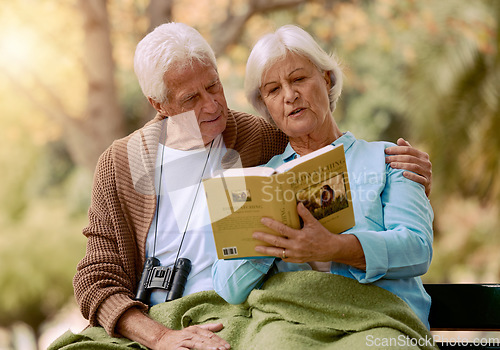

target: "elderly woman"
[212,24,434,331]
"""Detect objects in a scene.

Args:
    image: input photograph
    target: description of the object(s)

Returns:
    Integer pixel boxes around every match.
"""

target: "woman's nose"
[284,85,298,104]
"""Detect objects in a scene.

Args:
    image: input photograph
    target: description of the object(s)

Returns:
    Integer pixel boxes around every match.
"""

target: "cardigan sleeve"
[257,118,288,165]
[73,146,147,336]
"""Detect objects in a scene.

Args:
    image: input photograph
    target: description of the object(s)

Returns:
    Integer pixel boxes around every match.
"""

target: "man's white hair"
[134,22,217,103]
[245,25,343,121]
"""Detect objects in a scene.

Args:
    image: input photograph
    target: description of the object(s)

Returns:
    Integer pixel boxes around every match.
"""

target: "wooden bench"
[424,283,500,349]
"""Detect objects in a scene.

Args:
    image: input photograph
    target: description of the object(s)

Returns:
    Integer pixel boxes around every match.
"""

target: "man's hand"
[116,307,230,350]
[385,138,432,196]
[157,323,231,350]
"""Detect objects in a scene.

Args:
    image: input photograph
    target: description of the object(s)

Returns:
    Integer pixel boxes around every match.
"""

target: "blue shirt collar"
[282,131,356,163]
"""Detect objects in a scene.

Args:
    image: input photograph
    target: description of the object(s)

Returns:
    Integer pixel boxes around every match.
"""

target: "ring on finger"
[282,248,287,260]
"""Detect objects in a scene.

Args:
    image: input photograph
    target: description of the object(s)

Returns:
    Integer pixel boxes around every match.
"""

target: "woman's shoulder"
[347,135,400,178]
[351,136,396,152]
[350,137,397,163]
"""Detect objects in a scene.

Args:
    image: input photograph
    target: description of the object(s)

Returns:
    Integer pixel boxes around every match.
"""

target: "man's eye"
[208,82,220,92]
[182,96,196,106]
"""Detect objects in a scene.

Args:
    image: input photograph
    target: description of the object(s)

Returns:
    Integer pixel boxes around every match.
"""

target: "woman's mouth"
[288,108,305,117]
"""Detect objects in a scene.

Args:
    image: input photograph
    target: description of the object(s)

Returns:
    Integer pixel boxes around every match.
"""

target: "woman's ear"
[257,93,263,104]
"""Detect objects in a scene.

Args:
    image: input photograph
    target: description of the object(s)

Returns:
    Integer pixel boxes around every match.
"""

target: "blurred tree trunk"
[133,0,175,126]
[148,0,174,31]
[75,0,125,171]
[70,0,313,169]
[71,0,313,169]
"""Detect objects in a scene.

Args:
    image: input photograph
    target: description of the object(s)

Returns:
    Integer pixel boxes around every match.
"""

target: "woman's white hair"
[245,25,343,121]
[134,22,217,103]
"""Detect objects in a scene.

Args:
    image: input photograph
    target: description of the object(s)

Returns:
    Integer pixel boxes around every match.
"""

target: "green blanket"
[49,271,438,349]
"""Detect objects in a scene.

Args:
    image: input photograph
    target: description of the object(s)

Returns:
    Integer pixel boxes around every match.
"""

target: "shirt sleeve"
[350,167,434,283]
[212,258,275,304]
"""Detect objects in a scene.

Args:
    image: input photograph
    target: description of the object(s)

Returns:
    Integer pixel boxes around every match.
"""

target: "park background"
[0,0,498,348]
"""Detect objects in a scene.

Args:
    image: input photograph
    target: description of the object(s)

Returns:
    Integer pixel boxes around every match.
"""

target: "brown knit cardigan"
[73,110,288,336]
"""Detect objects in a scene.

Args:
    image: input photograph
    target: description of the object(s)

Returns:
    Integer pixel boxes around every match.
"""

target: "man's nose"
[200,91,218,113]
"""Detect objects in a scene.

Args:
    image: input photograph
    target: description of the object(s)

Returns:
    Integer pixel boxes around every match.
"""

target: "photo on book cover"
[231,190,252,203]
[296,172,349,221]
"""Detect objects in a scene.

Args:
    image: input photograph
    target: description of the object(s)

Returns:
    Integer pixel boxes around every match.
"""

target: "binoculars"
[135,257,191,305]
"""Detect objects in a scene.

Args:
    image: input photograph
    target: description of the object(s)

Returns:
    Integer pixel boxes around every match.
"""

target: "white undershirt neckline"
[146,135,226,305]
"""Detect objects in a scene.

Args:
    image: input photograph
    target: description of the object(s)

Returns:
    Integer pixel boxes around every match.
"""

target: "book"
[203,143,355,259]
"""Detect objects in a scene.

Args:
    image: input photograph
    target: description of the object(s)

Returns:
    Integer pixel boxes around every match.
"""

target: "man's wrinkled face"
[160,60,228,145]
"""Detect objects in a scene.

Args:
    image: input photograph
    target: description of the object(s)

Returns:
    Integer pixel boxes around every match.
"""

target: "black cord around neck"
[173,140,214,264]
[153,138,215,263]
[152,142,166,258]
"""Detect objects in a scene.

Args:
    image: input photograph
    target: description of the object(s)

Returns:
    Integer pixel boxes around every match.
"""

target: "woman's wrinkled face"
[259,53,332,138]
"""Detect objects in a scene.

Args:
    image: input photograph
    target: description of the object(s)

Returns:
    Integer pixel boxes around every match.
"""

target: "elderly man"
[72,22,432,350]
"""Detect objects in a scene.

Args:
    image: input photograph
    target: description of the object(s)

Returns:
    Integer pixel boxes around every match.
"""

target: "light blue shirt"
[212,132,434,328]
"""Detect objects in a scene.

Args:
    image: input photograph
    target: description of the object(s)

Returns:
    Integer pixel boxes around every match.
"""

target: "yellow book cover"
[203,144,354,259]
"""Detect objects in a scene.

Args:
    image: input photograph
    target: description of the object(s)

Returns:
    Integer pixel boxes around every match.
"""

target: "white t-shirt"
[146,135,227,305]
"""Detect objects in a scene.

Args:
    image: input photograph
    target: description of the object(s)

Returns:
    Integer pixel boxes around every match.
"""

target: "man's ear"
[324,70,333,89]
[148,97,165,115]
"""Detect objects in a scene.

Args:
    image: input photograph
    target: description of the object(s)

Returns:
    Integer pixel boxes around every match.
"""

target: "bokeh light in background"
[0,27,37,71]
